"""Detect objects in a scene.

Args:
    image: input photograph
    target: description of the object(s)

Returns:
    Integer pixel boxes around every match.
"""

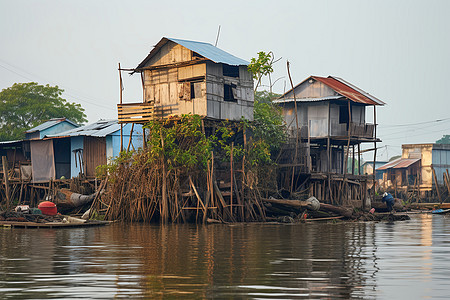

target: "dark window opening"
[339,105,350,124]
[190,81,202,99]
[223,65,240,78]
[224,84,237,102]
[192,52,203,59]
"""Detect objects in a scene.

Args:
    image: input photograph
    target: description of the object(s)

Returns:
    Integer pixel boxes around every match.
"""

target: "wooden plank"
[118,111,154,117]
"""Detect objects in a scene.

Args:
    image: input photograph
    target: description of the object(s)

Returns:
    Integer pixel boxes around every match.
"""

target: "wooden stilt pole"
[287,61,299,193]
[432,166,442,203]
[372,105,377,206]
[160,129,168,223]
[230,143,234,215]
[127,123,135,152]
[2,156,11,210]
[119,63,124,152]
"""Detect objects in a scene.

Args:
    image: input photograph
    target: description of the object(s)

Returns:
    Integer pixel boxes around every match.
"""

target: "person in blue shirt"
[382,192,395,212]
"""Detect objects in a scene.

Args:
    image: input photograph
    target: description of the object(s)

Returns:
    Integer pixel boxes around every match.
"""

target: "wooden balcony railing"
[293,123,376,139]
[117,102,154,124]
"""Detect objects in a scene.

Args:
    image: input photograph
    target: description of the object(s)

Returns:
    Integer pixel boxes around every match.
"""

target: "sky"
[1,0,449,162]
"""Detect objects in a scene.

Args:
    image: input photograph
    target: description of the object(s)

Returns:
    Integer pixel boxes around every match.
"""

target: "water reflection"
[2,215,450,299]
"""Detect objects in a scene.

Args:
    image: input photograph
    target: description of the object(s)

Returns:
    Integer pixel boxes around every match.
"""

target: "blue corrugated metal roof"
[136,37,249,70]
[47,120,119,138]
[25,118,78,133]
[168,38,249,66]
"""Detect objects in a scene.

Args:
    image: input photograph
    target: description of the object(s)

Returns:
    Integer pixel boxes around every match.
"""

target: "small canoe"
[431,209,450,214]
[0,220,110,228]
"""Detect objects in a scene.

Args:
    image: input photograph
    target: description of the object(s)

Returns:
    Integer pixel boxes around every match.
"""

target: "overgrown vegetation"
[93,51,288,223]
[95,103,287,223]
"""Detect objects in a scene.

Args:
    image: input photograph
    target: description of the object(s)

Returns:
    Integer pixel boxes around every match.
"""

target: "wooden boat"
[0,220,110,228]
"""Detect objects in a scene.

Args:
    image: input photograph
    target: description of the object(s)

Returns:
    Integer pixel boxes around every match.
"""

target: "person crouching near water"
[382,192,395,212]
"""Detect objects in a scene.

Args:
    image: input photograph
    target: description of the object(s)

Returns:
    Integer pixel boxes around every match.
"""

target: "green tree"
[252,91,286,153]
[0,82,87,141]
[248,52,287,155]
[248,51,275,92]
[436,135,450,144]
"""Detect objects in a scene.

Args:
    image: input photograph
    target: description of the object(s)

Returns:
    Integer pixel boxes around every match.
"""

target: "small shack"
[0,118,80,182]
[47,120,143,179]
[119,37,254,124]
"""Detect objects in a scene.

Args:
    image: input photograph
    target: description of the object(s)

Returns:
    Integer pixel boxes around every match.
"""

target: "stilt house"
[275,76,385,205]
[118,37,254,123]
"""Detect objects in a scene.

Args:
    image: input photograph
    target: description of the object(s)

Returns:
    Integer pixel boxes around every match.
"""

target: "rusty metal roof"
[279,75,385,106]
[313,76,385,106]
[377,158,420,170]
[273,95,344,104]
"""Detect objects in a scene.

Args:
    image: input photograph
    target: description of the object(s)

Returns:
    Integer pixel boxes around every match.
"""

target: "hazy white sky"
[1,0,449,161]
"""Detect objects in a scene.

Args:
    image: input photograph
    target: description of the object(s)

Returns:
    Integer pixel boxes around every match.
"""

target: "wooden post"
[443,171,450,202]
[119,63,124,152]
[358,143,361,175]
[242,127,247,219]
[160,129,168,223]
[287,61,299,193]
[230,143,234,214]
[2,156,11,210]
[127,123,135,152]
[352,145,355,175]
[327,102,332,203]
[344,100,352,176]
[372,105,377,206]
[432,166,442,203]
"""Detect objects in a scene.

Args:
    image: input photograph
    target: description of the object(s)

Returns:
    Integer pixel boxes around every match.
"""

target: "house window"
[179,81,202,101]
[339,105,349,124]
[223,65,239,78]
[190,81,202,99]
[224,84,237,102]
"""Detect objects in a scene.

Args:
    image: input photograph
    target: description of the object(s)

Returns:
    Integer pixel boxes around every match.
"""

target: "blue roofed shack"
[25,118,79,140]
[45,120,144,180]
[0,118,79,181]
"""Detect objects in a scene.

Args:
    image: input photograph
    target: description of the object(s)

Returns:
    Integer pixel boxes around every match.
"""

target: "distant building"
[360,161,387,180]
[119,37,254,123]
[377,143,450,192]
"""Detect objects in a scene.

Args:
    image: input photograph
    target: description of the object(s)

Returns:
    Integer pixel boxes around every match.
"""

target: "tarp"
[30,140,55,182]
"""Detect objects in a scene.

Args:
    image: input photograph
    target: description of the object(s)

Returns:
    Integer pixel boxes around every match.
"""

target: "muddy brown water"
[1,214,450,299]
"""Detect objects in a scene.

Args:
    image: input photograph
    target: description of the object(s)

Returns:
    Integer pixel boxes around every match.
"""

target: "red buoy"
[38,201,57,216]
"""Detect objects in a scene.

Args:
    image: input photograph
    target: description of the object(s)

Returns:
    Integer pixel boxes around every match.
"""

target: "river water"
[1,214,450,299]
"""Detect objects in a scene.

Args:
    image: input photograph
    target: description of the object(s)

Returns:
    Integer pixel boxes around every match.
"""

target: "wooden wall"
[141,41,254,121]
